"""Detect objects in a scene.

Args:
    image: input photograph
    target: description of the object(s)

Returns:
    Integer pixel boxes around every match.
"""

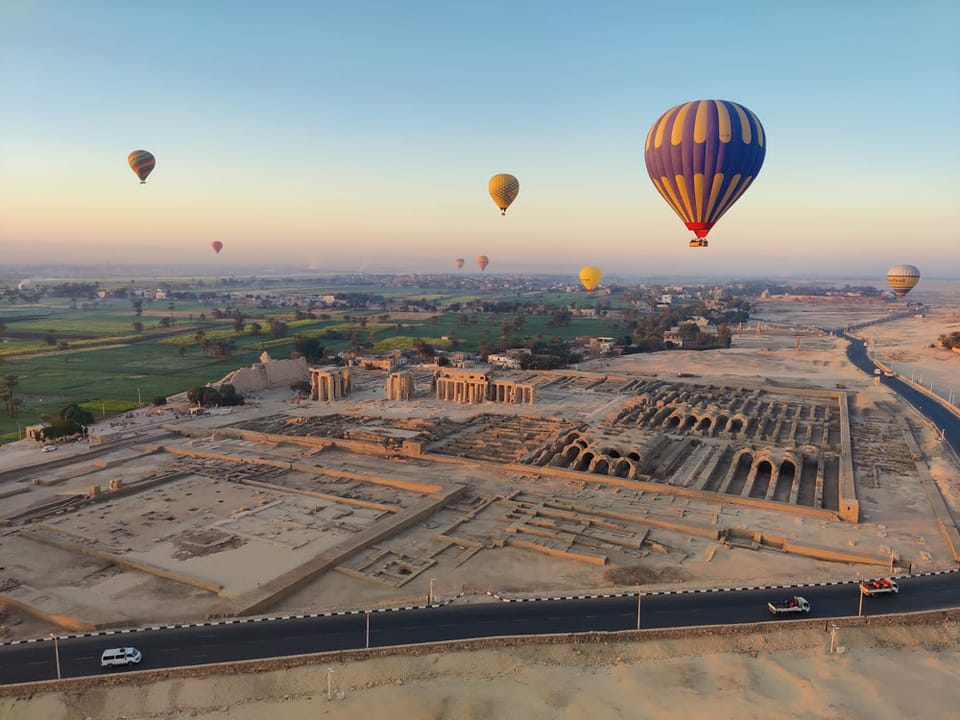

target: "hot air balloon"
[476,255,489,271]
[212,241,224,255]
[579,266,602,293]
[644,100,766,247]
[886,264,920,300]
[488,173,519,215]
[455,258,464,270]
[128,150,156,184]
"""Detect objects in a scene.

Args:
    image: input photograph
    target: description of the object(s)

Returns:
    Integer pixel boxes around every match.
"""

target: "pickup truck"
[860,578,899,596]
[768,596,811,615]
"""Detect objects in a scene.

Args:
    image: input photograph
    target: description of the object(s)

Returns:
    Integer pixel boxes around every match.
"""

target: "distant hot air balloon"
[212,241,224,255]
[579,266,602,293]
[128,150,156,184]
[455,258,465,270]
[886,264,920,300]
[476,255,489,271]
[488,173,519,215]
[644,100,766,247]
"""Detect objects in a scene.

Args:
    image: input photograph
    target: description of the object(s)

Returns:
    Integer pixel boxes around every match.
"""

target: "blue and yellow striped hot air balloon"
[644,100,765,247]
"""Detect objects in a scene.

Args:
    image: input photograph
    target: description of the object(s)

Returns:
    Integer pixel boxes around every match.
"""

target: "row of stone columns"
[385,372,415,400]
[490,381,535,404]
[436,376,488,403]
[310,368,351,401]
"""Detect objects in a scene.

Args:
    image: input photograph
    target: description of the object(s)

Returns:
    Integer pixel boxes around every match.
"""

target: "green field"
[0,288,631,443]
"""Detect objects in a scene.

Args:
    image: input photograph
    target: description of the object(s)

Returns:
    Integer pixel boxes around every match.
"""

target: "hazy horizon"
[2,263,958,291]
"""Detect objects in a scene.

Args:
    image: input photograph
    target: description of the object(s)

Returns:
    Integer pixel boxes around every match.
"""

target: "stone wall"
[311,368,351,401]
[385,371,415,400]
[217,352,309,394]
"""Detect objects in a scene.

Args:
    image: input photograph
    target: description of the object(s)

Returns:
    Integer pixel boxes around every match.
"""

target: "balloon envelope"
[644,100,765,243]
[488,173,519,215]
[455,258,464,269]
[579,266,602,292]
[886,264,920,299]
[476,255,489,271]
[128,150,156,184]
[212,241,224,255]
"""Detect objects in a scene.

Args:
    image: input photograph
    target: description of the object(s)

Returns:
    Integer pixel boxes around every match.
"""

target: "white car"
[100,647,142,668]
[41,445,58,453]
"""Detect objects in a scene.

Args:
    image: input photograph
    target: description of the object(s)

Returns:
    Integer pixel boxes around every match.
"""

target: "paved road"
[2,573,958,686]
[843,334,960,456]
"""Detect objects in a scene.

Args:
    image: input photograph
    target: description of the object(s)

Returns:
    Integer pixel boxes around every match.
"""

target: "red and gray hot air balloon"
[476,255,489,271]
[211,241,224,255]
[644,100,766,247]
[886,264,920,300]
[128,150,156,184]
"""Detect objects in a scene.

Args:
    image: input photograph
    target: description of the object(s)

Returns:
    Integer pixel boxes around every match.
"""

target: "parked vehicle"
[41,445,58,453]
[767,596,811,615]
[860,577,899,596]
[100,647,142,668]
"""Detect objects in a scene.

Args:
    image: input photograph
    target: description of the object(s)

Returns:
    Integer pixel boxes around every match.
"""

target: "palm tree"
[2,374,18,417]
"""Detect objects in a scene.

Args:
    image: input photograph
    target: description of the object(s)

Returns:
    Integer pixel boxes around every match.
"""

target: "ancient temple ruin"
[310,367,351,401]
[385,371,415,400]
[434,368,534,404]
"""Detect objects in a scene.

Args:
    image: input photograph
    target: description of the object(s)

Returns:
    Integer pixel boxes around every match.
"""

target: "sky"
[1,0,959,280]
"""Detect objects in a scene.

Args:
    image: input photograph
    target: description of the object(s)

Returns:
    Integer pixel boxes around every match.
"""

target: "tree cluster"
[39,402,95,440]
[291,335,325,362]
[186,383,244,407]
[938,331,960,350]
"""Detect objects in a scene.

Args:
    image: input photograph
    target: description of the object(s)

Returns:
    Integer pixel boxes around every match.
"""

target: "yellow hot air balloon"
[455,258,464,270]
[886,264,920,300]
[476,255,489,271]
[488,173,519,215]
[579,266,602,293]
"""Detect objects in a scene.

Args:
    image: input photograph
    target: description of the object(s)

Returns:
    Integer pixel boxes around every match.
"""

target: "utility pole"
[50,634,61,680]
[858,583,864,618]
[327,668,335,701]
[429,577,436,605]
[829,624,840,654]
[636,590,642,631]
[365,610,370,649]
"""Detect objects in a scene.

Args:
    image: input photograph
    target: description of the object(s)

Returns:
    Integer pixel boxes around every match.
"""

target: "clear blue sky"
[2,1,958,279]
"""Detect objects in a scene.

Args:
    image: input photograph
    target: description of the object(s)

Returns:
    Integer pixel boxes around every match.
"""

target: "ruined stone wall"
[311,368,351,401]
[385,371,415,400]
[434,367,534,405]
[217,352,309,393]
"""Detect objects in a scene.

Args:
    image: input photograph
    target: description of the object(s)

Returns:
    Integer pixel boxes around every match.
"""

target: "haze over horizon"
[2,2,958,277]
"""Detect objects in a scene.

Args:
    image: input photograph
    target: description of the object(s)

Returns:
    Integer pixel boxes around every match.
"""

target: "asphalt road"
[843,334,960,456]
[2,573,958,686]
